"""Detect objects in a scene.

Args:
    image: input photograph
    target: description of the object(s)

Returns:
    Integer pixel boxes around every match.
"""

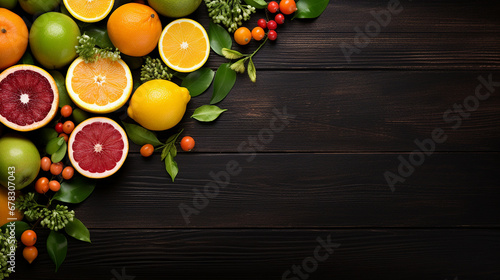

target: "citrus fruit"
[66,57,133,113]
[147,0,201,18]
[0,0,18,10]
[158,18,210,73]
[19,0,60,14]
[107,3,162,57]
[0,187,23,227]
[127,79,190,131]
[0,133,41,190]
[63,0,114,22]
[68,117,128,179]
[0,65,59,131]
[29,12,80,69]
[0,8,28,70]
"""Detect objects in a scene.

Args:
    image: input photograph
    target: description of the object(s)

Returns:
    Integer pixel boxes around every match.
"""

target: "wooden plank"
[126,71,500,152]
[14,229,500,279]
[74,153,500,228]
[187,1,500,69]
[191,0,500,34]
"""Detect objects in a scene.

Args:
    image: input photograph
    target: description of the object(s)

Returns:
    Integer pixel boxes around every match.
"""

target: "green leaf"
[294,0,330,19]
[122,122,163,147]
[1,221,30,240]
[53,175,95,204]
[230,58,247,74]
[247,58,257,83]
[210,63,237,104]
[191,105,228,122]
[222,48,245,60]
[164,153,178,182]
[47,230,67,272]
[46,137,65,155]
[35,128,59,147]
[51,141,67,163]
[161,145,169,161]
[65,218,91,243]
[208,21,232,56]
[244,0,267,9]
[170,144,177,158]
[181,68,215,97]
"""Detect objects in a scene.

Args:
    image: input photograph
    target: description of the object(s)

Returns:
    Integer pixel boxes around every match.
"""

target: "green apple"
[0,133,40,190]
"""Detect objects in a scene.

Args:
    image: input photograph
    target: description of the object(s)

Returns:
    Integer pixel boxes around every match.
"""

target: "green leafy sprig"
[223,36,268,83]
[0,228,16,279]
[17,193,75,231]
[204,0,256,32]
[140,56,173,83]
[75,34,121,63]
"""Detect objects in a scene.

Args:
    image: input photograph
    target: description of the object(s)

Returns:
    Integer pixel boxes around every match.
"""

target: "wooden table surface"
[16,0,500,279]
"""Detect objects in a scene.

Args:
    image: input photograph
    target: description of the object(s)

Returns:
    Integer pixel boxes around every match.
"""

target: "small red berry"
[55,123,63,133]
[268,30,278,41]
[267,20,277,30]
[267,1,279,13]
[275,13,285,24]
[257,18,267,29]
[180,136,195,152]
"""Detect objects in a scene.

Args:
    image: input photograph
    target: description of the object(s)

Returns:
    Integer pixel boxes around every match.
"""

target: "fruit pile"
[0,0,328,275]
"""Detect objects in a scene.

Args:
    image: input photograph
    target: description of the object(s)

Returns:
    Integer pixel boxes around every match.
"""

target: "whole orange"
[107,3,162,57]
[0,8,28,70]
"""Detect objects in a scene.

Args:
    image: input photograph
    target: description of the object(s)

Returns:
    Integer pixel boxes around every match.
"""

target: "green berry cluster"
[40,205,75,231]
[140,56,173,83]
[205,0,256,32]
[0,228,16,280]
[17,193,75,231]
[75,34,121,63]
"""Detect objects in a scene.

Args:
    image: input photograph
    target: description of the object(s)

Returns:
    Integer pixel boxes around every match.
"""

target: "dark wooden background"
[15,0,500,279]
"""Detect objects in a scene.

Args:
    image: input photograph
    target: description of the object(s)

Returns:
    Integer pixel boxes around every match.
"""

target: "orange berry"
[279,0,297,15]
[140,144,154,157]
[252,27,265,41]
[35,177,49,194]
[23,246,38,264]
[49,180,61,192]
[40,157,51,171]
[234,27,252,45]
[63,120,75,134]
[62,166,75,180]
[59,133,68,142]
[60,105,73,118]
[50,162,63,176]
[180,136,195,151]
[21,230,37,246]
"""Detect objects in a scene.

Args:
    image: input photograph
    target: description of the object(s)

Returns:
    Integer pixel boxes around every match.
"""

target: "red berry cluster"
[263,0,298,41]
[235,0,297,45]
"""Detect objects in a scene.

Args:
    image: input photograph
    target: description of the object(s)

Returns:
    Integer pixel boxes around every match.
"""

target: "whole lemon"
[147,0,202,18]
[29,12,80,69]
[127,80,191,131]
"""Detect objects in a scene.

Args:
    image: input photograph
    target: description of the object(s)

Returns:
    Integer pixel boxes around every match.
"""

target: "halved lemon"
[158,18,210,73]
[63,0,114,23]
[66,57,132,113]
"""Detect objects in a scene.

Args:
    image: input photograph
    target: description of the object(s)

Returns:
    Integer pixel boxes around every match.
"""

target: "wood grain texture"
[135,71,500,153]
[14,229,500,279]
[73,153,500,228]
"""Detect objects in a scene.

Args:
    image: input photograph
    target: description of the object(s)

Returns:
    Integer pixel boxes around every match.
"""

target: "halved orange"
[158,18,210,73]
[63,0,114,22]
[66,57,132,113]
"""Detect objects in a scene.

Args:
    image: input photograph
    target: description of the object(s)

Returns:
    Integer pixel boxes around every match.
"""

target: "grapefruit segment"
[0,65,59,131]
[68,117,128,179]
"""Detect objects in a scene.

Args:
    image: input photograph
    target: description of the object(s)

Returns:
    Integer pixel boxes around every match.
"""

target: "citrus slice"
[158,18,210,73]
[0,65,58,131]
[68,117,128,179]
[66,57,133,113]
[63,0,114,22]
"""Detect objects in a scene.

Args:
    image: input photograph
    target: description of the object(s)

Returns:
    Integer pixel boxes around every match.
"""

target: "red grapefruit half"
[0,65,59,131]
[68,117,129,179]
